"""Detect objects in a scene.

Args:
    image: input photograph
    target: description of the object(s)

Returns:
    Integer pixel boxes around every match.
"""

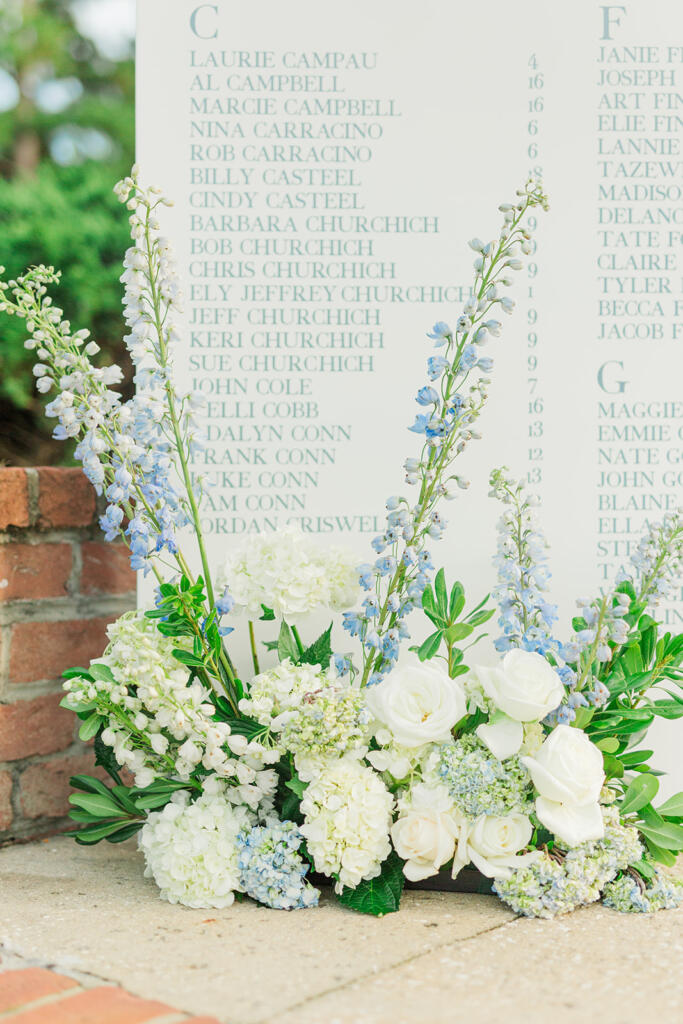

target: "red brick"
[0,968,78,1013]
[0,543,72,602]
[18,753,108,820]
[8,985,174,1023]
[0,468,30,530]
[0,694,76,762]
[9,617,113,684]
[81,542,134,595]
[0,770,12,830]
[36,468,96,529]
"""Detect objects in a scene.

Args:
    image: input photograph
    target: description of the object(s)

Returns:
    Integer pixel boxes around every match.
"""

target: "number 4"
[528,54,538,69]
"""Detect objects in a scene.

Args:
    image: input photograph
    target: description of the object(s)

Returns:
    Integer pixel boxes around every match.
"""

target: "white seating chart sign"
[137,0,683,785]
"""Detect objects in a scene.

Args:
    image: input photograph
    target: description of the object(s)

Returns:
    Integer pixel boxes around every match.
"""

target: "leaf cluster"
[413,569,494,677]
[336,852,405,916]
[145,576,241,704]
[67,774,188,846]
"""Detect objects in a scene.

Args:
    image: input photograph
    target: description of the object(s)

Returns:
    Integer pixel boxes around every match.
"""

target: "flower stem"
[248,620,261,676]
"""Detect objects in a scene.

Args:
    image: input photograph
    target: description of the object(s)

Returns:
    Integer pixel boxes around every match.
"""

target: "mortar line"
[250,915,522,1024]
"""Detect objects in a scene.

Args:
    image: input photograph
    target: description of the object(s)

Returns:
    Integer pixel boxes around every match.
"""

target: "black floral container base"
[312,867,493,895]
[405,867,494,894]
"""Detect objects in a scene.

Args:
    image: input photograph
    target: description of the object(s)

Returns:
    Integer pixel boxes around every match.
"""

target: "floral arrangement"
[1,170,682,919]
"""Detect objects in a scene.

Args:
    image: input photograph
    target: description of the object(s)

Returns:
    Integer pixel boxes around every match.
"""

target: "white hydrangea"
[220,526,359,619]
[138,778,255,908]
[240,658,371,771]
[300,758,394,892]
[63,611,278,806]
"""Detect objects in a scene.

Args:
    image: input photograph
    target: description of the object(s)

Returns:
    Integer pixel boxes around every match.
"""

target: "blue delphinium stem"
[350,180,550,686]
[489,466,558,656]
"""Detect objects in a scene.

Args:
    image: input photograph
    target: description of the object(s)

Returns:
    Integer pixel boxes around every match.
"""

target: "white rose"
[366,661,466,748]
[522,724,605,846]
[476,712,524,760]
[475,649,564,722]
[391,784,462,881]
[454,812,535,880]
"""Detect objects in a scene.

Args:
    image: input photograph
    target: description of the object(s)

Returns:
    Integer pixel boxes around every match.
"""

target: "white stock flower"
[366,661,466,749]
[475,649,563,724]
[300,758,394,893]
[522,725,605,846]
[391,783,463,881]
[220,526,359,619]
[138,780,255,908]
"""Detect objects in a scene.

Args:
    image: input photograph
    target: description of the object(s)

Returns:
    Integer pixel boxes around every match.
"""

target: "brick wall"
[0,467,135,843]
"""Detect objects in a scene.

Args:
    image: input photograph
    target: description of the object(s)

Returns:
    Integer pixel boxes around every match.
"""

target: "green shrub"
[0,160,130,411]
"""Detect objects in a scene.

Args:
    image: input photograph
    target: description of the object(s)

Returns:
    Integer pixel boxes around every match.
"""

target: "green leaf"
[259,604,276,621]
[639,821,683,851]
[449,583,465,621]
[596,737,619,753]
[213,713,267,741]
[111,785,140,815]
[603,754,623,780]
[619,749,653,767]
[172,649,206,668]
[417,630,442,662]
[133,791,177,811]
[78,713,105,742]
[69,774,114,798]
[657,792,683,820]
[573,707,595,730]
[467,607,495,628]
[616,580,636,602]
[285,774,307,799]
[62,666,93,681]
[73,820,137,845]
[434,569,448,616]
[620,774,659,814]
[94,731,122,784]
[277,621,300,664]
[651,699,683,720]
[300,624,333,669]
[69,792,129,818]
[639,625,657,667]
[443,622,473,645]
[88,662,116,683]
[643,837,678,866]
[632,858,656,881]
[68,809,105,823]
[105,822,144,844]
[336,852,404,916]
[422,588,446,628]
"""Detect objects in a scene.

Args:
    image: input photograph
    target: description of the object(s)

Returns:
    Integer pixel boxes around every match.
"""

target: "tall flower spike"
[489,466,558,657]
[348,179,550,686]
[0,169,240,703]
[620,510,683,610]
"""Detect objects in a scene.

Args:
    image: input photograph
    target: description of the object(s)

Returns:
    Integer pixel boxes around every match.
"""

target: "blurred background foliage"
[0,0,134,464]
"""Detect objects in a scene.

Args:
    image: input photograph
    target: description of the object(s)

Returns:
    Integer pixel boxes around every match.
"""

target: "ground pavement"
[0,838,680,1024]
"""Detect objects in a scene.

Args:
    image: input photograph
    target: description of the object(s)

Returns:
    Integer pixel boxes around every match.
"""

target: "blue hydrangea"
[602,870,683,913]
[236,821,319,910]
[435,734,533,819]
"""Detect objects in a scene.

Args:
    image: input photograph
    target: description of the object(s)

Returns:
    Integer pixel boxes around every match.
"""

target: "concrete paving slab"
[0,838,514,1023]
[268,900,683,1024]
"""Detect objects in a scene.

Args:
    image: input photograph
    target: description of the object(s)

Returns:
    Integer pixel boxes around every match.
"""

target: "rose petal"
[535,797,605,847]
[476,714,524,760]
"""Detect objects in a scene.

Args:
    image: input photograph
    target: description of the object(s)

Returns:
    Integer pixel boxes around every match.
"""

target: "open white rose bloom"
[5,170,682,920]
